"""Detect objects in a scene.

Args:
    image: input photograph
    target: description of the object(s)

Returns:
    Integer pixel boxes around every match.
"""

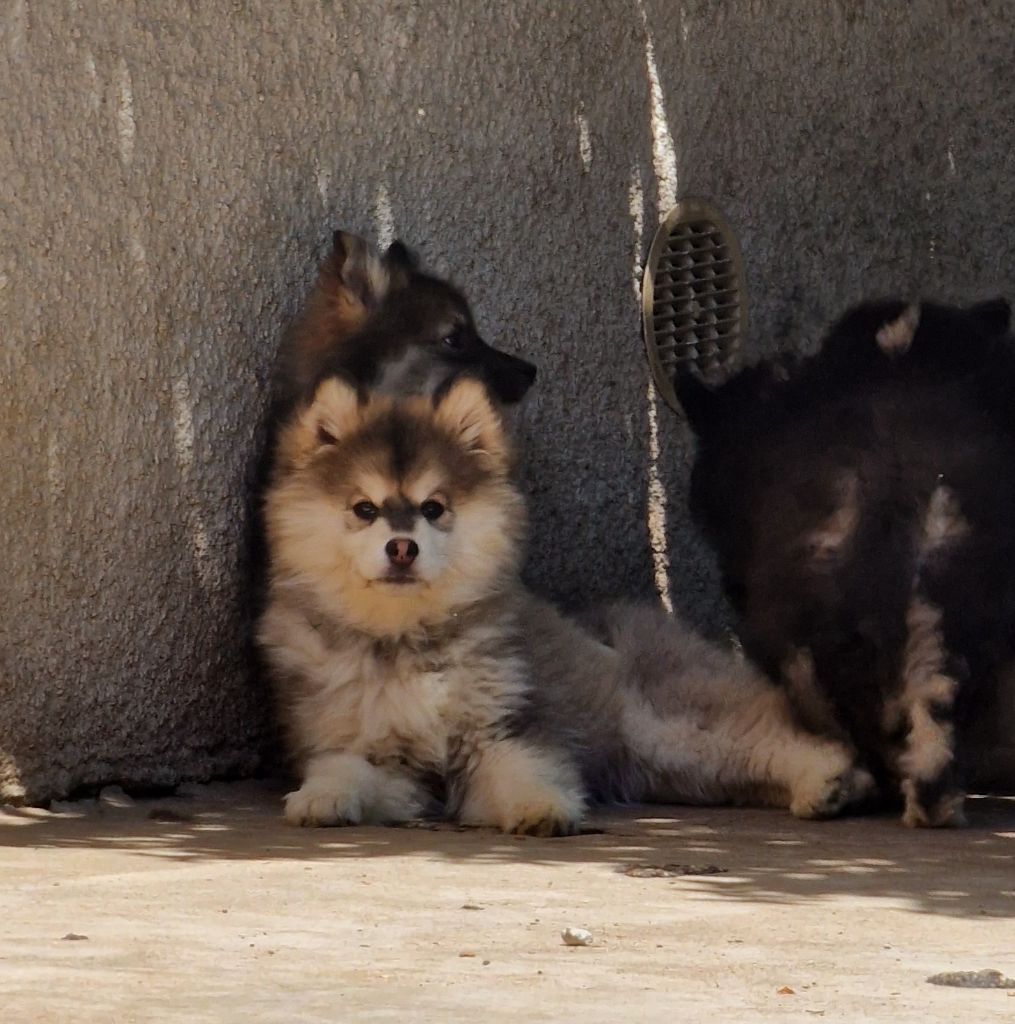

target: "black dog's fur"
[679,298,1015,826]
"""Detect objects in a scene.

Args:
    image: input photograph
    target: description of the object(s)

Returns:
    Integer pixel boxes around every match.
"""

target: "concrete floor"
[2,782,1014,1023]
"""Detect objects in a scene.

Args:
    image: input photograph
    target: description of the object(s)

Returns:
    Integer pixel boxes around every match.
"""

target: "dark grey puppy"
[273,231,536,417]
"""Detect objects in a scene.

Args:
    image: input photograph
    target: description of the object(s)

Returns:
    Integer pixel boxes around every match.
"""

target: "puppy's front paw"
[459,740,586,837]
[284,752,427,827]
[790,765,875,820]
[508,801,582,837]
[901,779,967,828]
[284,779,362,827]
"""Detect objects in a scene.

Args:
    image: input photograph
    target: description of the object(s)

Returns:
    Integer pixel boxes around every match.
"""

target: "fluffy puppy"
[679,298,1015,826]
[258,378,870,833]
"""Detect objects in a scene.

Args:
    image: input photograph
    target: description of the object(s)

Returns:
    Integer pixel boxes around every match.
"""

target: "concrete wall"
[2,0,1013,801]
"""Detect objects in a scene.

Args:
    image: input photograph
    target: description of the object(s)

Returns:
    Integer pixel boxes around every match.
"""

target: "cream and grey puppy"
[258,377,872,834]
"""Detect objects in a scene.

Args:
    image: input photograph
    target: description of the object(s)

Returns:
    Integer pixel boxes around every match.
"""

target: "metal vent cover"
[642,198,746,412]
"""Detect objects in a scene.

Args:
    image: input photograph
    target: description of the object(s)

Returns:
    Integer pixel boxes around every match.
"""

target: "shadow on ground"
[2,781,1013,921]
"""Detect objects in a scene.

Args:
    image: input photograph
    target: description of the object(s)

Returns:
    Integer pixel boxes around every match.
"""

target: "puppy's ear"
[382,240,418,290]
[433,376,509,467]
[276,376,370,471]
[383,240,418,270]
[301,376,364,448]
[273,232,384,405]
[328,230,391,310]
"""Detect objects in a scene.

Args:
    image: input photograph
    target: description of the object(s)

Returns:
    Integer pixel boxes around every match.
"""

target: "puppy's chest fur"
[266,597,527,771]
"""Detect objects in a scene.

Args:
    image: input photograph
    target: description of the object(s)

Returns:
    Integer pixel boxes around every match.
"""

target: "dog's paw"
[371,772,430,824]
[467,781,584,837]
[901,780,967,828]
[283,752,427,827]
[508,800,582,838]
[284,780,362,827]
[459,740,586,837]
[790,765,875,820]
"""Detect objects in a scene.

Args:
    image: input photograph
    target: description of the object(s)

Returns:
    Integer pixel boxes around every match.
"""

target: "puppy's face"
[314,235,537,405]
[267,377,525,637]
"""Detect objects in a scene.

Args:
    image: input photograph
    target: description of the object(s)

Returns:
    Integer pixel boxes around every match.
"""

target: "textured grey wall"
[2,0,1013,801]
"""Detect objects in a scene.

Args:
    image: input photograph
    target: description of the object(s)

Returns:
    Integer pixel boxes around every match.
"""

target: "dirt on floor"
[2,782,1014,1023]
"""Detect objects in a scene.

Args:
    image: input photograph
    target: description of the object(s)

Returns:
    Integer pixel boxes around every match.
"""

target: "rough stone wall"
[2,0,1012,801]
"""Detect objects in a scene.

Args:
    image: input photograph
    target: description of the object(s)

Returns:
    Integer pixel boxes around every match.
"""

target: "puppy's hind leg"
[729,679,876,820]
[896,599,966,828]
[773,650,877,818]
[622,686,873,819]
[776,730,875,820]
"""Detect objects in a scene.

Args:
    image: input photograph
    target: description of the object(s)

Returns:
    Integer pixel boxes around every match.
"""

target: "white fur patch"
[260,601,461,768]
[875,304,920,356]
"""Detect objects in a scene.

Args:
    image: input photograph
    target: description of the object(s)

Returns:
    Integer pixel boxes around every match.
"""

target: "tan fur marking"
[876,303,920,356]
[806,474,861,563]
[782,647,842,737]
[921,484,968,553]
[898,598,964,827]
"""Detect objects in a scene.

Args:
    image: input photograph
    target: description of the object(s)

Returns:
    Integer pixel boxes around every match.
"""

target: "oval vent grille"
[641,198,746,413]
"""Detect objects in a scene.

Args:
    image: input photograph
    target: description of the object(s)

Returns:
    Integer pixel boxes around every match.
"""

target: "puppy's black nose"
[385,537,419,566]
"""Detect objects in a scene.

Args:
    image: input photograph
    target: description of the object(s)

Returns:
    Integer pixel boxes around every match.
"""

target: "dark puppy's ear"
[383,240,419,270]
[674,365,719,434]
[967,297,1011,335]
[382,240,419,290]
[327,230,390,309]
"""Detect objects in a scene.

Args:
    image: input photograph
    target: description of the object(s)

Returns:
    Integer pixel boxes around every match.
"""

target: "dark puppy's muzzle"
[477,340,537,404]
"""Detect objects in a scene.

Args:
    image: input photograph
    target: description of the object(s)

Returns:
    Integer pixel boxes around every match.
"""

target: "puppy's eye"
[420,499,445,522]
[441,328,469,353]
[352,501,379,522]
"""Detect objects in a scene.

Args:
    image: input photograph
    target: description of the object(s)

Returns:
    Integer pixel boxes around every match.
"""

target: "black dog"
[272,231,536,418]
[678,298,1015,827]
